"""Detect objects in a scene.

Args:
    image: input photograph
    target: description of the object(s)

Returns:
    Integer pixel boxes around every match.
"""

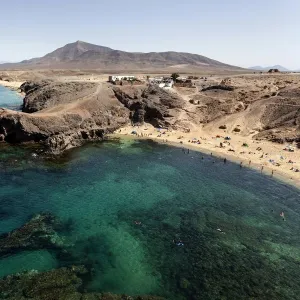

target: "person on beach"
[249,160,251,165]
[261,166,264,173]
[240,162,243,168]
[271,170,274,177]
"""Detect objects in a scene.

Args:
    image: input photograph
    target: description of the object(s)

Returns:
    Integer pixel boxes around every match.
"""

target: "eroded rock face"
[0,213,64,257]
[113,85,185,127]
[0,266,165,300]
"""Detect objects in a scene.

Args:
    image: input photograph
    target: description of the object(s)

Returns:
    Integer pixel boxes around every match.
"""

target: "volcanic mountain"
[0,41,244,71]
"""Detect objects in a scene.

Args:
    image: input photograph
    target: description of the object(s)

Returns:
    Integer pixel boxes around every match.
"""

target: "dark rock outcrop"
[0,213,64,257]
[0,266,165,300]
[113,85,185,127]
[201,85,234,92]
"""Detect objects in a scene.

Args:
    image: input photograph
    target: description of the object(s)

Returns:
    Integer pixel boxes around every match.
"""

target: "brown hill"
[0,41,244,71]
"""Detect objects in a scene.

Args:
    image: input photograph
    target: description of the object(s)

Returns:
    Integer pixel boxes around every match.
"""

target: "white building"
[149,77,174,88]
[109,75,136,82]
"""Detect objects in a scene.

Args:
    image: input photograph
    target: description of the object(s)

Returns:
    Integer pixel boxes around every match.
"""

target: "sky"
[1,0,299,69]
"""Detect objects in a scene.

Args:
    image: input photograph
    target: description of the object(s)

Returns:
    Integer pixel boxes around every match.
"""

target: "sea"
[0,85,23,110]
[0,90,300,299]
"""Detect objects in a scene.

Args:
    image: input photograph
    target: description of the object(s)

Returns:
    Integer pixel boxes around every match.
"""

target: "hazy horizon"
[1,0,299,69]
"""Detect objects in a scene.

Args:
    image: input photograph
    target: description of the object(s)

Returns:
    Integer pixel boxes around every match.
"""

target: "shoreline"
[110,124,300,189]
[0,80,25,97]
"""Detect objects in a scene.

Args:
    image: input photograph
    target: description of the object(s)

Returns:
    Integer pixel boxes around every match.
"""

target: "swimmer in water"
[173,239,184,246]
[280,212,286,221]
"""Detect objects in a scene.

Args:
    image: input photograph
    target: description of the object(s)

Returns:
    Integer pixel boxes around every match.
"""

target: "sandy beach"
[113,123,300,188]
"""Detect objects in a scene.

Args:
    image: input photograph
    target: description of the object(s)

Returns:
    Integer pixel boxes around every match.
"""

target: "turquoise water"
[0,85,23,110]
[0,139,300,299]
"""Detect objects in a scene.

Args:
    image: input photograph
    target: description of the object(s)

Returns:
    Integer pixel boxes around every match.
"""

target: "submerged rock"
[0,266,165,300]
[0,213,64,257]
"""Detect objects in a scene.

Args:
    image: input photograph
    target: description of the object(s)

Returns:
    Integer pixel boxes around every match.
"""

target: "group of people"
[188,139,201,145]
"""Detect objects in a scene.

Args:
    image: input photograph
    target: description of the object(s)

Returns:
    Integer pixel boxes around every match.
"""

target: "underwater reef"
[0,213,64,257]
[0,265,164,300]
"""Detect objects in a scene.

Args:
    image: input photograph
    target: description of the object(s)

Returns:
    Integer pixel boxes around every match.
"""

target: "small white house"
[109,75,136,82]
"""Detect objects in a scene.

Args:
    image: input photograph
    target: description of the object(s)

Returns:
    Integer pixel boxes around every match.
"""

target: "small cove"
[0,139,300,299]
[0,85,23,111]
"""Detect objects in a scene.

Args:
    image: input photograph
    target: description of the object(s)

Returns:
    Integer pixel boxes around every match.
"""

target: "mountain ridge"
[0,41,245,71]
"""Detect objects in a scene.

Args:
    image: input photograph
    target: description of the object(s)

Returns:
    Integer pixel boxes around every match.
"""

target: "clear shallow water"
[0,85,23,110]
[0,140,300,299]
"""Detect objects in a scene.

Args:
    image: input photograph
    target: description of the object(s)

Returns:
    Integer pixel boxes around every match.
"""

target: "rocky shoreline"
[0,81,128,154]
[0,80,188,155]
[0,73,299,156]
